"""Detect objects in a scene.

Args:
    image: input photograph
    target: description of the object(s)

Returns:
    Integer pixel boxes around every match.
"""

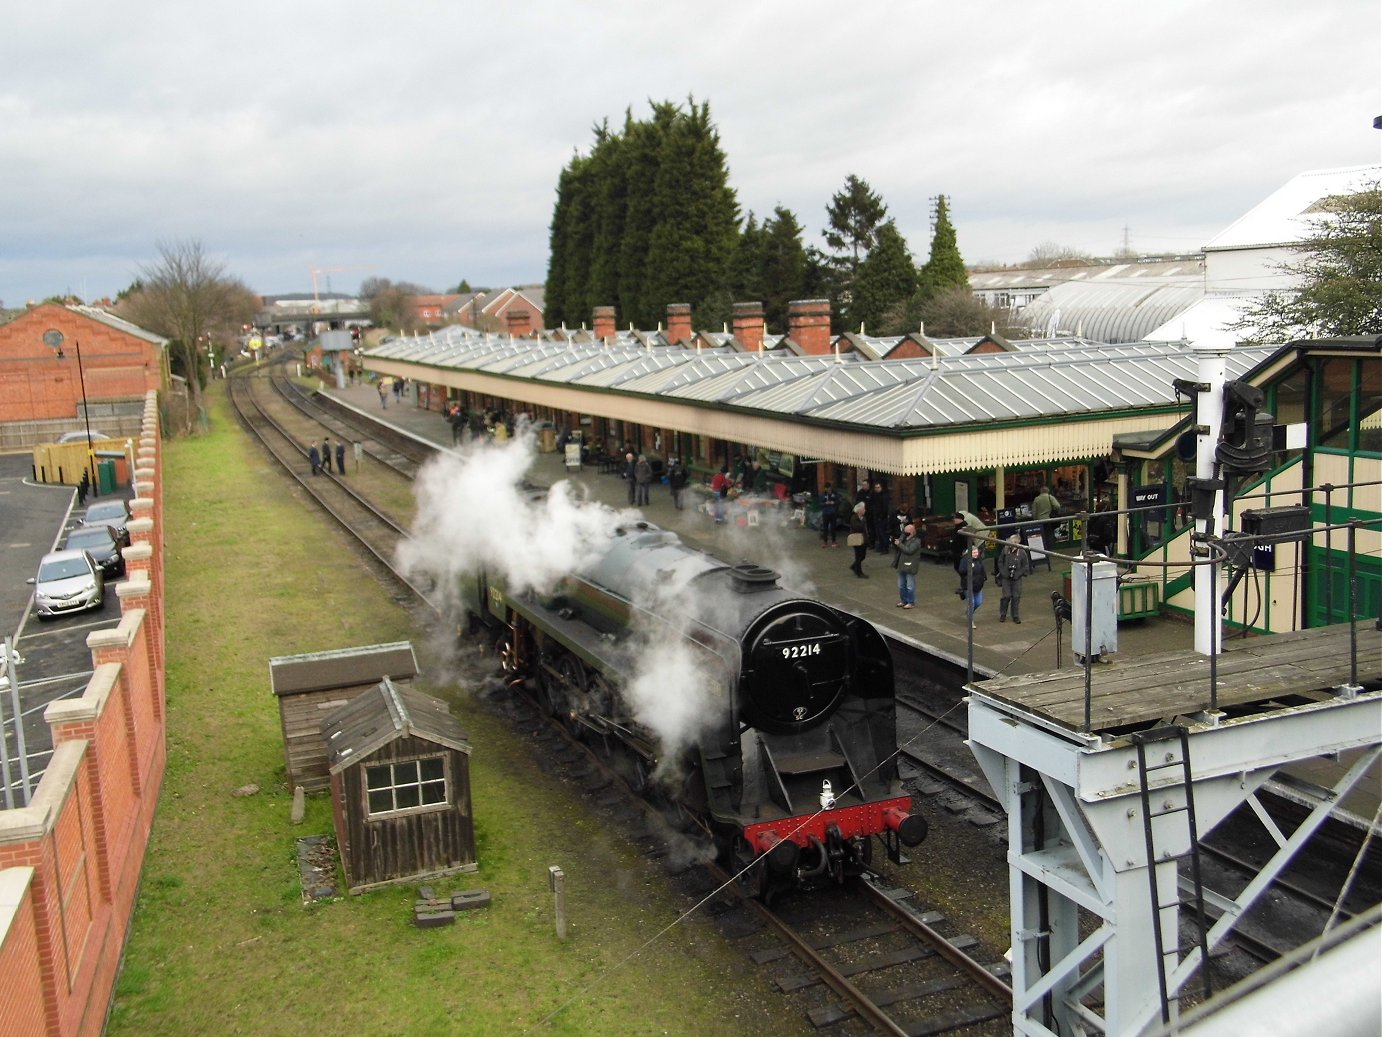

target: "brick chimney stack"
[592,305,616,342]
[665,303,692,345]
[786,299,832,356]
[505,308,533,338]
[732,301,765,352]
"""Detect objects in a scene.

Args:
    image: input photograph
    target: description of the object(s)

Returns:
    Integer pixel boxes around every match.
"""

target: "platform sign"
[564,442,582,470]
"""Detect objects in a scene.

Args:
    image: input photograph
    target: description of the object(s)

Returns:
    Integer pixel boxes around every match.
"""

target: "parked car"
[28,549,105,619]
[58,430,113,443]
[62,524,126,579]
[82,498,131,545]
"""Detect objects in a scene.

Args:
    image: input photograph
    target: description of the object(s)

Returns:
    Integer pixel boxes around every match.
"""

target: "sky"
[2,1,1380,309]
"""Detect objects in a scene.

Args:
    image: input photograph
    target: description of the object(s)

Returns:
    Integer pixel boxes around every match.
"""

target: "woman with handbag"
[847,502,869,578]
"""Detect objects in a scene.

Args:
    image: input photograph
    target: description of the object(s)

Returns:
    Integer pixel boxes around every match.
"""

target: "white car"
[58,430,113,443]
[28,548,106,618]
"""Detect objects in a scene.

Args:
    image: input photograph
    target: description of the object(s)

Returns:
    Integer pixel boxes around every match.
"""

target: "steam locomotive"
[461,519,927,897]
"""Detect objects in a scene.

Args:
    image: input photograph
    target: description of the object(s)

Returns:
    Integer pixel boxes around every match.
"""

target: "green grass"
[107,386,800,1037]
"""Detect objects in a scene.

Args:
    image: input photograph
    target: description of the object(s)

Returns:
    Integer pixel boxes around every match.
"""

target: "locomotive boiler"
[461,519,927,896]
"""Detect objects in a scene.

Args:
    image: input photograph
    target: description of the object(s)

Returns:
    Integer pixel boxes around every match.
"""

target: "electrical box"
[1070,560,1118,661]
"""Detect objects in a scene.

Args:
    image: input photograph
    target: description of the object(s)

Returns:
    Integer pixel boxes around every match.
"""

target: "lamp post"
[53,336,96,488]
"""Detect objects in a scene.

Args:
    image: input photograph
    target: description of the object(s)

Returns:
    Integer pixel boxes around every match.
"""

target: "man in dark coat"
[957,543,988,629]
[308,443,321,475]
[868,481,891,553]
[818,483,840,547]
[321,437,333,474]
[335,440,346,475]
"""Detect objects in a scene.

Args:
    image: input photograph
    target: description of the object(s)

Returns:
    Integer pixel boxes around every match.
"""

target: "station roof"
[368,328,1278,433]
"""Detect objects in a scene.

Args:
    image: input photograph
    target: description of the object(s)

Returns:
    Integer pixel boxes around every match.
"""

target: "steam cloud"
[398,433,733,766]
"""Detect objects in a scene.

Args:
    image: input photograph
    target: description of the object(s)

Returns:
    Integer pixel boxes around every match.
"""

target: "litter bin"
[97,459,117,495]
[539,429,557,453]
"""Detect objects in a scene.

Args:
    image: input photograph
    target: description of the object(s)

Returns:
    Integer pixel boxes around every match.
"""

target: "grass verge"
[106,385,801,1037]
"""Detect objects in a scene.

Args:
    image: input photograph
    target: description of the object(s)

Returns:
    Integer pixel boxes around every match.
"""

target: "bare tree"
[1021,242,1094,267]
[119,239,258,430]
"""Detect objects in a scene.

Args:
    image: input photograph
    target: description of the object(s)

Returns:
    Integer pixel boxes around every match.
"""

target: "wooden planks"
[976,625,1380,732]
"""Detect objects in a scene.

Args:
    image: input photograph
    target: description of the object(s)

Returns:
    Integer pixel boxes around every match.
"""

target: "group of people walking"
[308,436,347,476]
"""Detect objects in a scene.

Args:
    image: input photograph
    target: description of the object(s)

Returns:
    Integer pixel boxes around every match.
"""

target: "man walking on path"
[335,441,346,475]
[321,437,333,474]
[308,443,321,476]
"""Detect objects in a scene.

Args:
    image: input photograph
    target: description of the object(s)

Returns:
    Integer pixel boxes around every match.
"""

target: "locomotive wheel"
[554,654,587,738]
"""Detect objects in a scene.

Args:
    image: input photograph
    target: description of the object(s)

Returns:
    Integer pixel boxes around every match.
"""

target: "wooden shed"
[269,642,419,792]
[324,678,476,894]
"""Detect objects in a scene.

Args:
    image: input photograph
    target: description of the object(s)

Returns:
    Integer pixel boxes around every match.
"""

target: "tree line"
[543,98,1015,338]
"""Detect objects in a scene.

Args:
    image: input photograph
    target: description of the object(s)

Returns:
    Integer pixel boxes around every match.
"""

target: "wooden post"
[548,865,566,940]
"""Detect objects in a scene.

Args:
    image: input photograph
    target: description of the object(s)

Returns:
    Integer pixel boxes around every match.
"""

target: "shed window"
[365,756,448,817]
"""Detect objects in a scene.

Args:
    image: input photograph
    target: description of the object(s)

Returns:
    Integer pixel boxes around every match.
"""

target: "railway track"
[226,369,433,605]
[226,369,1373,1030]
[229,370,1018,1034]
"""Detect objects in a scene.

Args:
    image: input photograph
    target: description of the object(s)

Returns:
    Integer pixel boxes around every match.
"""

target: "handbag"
[847,532,865,547]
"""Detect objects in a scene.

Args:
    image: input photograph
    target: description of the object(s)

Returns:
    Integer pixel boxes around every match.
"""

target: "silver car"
[28,548,106,618]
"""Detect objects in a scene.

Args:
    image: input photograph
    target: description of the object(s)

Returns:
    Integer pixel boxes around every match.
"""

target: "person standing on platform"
[893,523,921,608]
[335,440,346,475]
[667,458,688,510]
[869,481,891,553]
[378,383,388,409]
[957,543,988,628]
[1032,485,1061,524]
[634,454,652,506]
[623,452,638,505]
[818,483,840,547]
[996,534,1031,623]
[847,502,869,578]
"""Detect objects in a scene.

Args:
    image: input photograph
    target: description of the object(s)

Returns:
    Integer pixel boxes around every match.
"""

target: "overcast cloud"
[2,0,1378,307]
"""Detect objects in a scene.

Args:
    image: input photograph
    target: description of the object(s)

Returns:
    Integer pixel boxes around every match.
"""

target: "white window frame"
[363,754,450,819]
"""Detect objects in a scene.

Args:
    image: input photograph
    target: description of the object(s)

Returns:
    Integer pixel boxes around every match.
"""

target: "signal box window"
[365,756,448,817]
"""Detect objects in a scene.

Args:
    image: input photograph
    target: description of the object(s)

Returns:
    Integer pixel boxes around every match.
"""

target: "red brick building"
[0,304,168,442]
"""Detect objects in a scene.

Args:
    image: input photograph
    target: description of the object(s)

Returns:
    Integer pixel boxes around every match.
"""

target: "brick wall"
[0,304,166,424]
[0,392,164,1037]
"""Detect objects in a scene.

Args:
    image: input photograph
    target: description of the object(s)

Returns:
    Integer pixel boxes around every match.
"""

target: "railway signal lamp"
[1217,379,1273,475]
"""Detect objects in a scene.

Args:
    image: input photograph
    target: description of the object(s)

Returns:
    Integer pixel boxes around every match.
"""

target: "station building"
[0,303,169,448]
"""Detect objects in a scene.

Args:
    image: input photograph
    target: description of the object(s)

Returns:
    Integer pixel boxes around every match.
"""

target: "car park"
[27,549,105,618]
[82,498,131,545]
[62,524,126,579]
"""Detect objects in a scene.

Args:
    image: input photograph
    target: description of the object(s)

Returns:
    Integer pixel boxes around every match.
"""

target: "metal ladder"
[1132,725,1213,1025]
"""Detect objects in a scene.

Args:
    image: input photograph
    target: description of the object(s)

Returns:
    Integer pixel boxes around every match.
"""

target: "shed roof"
[269,641,419,696]
[324,679,470,772]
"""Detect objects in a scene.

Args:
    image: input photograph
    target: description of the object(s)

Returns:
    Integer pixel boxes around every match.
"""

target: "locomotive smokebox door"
[742,606,850,735]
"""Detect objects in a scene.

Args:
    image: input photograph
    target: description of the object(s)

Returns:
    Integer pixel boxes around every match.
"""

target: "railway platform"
[317,380,1197,681]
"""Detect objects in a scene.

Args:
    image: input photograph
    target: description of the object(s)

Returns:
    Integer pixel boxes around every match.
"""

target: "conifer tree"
[760,206,808,332]
[544,161,578,327]
[643,99,740,325]
[729,212,766,306]
[587,122,626,317]
[617,103,678,327]
[915,194,969,304]
[851,220,918,335]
